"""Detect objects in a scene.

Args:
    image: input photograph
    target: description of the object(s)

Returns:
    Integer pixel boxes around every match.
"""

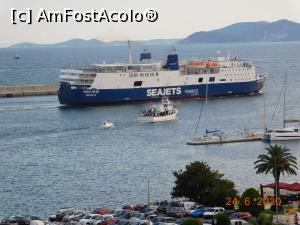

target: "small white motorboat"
[136,97,178,123]
[101,121,114,129]
[14,54,20,59]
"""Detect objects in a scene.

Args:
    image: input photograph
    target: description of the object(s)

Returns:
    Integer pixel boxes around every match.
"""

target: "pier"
[0,84,58,97]
[187,136,262,145]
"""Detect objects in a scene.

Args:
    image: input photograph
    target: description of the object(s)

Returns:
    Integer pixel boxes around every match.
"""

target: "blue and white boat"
[58,48,266,105]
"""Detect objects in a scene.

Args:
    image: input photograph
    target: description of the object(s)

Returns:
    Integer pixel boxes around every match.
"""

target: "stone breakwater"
[0,84,58,97]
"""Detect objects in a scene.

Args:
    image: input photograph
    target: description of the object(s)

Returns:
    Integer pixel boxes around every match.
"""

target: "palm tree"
[254,144,297,197]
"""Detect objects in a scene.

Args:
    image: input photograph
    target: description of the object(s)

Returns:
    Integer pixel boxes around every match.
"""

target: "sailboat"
[194,84,224,141]
[263,75,300,141]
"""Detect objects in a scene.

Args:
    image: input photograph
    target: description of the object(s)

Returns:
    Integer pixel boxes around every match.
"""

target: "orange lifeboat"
[206,61,219,68]
[189,61,206,67]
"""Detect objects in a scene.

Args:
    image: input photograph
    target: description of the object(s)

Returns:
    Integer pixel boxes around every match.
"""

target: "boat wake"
[0,103,60,111]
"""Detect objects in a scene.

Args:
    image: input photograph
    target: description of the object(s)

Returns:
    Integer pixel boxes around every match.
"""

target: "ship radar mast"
[128,40,133,64]
[226,46,231,61]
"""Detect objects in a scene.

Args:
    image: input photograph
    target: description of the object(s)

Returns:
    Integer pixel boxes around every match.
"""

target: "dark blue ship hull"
[58,78,265,105]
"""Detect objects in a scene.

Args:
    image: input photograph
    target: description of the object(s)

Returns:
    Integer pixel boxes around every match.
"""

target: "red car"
[230,212,252,221]
[122,205,135,211]
[92,208,112,215]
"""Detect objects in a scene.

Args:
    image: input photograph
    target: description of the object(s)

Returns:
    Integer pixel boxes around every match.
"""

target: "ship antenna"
[128,40,133,64]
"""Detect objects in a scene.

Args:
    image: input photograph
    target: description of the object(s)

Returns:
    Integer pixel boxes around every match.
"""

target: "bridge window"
[209,77,215,82]
[134,81,143,86]
[198,78,203,83]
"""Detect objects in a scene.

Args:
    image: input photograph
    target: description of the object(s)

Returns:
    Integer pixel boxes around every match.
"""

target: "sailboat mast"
[147,178,150,207]
[263,86,267,130]
[283,74,287,128]
[205,83,208,130]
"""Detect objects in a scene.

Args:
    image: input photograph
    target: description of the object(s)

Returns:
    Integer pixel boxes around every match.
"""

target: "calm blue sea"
[0,42,300,218]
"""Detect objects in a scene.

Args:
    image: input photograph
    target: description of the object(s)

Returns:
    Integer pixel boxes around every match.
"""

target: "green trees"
[171,161,237,207]
[254,144,297,196]
[239,188,264,217]
[182,218,203,225]
[216,213,231,225]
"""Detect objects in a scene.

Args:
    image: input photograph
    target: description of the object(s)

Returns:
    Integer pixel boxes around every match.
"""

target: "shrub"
[239,188,264,217]
[254,213,272,225]
[183,218,203,225]
[216,213,231,225]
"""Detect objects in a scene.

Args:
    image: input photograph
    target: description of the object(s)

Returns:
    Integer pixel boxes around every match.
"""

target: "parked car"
[70,214,86,222]
[29,220,44,225]
[134,205,147,211]
[186,205,203,216]
[50,208,75,221]
[122,205,135,211]
[166,207,186,218]
[79,214,103,225]
[93,208,112,215]
[0,218,11,225]
[119,211,142,220]
[156,201,169,213]
[157,223,177,225]
[191,206,211,218]
[9,215,39,225]
[179,201,197,212]
[230,212,252,221]
[62,210,86,222]
[230,219,248,225]
[149,201,168,211]
[152,217,177,225]
[114,210,128,218]
[94,216,114,225]
[203,207,225,219]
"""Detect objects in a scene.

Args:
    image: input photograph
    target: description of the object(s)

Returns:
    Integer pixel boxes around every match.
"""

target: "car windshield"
[131,213,140,217]
[107,210,115,214]
[94,216,103,220]
[169,202,180,207]
[207,209,215,212]
[83,215,92,219]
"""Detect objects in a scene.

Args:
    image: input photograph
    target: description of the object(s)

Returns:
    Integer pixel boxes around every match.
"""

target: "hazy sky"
[1,0,300,47]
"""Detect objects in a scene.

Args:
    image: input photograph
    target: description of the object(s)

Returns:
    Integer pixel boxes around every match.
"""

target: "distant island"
[181,19,300,44]
[9,19,300,48]
[10,38,180,48]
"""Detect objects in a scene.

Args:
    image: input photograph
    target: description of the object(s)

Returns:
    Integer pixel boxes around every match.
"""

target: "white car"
[203,207,225,219]
[79,214,103,225]
[231,219,248,225]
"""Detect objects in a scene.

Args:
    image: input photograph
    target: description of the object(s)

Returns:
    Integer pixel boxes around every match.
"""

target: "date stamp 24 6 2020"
[226,197,282,207]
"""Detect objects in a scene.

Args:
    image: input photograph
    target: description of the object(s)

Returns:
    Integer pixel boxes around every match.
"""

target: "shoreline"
[0,84,58,97]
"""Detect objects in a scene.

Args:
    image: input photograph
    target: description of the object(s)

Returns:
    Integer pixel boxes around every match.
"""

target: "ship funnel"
[166,49,179,70]
[140,49,152,62]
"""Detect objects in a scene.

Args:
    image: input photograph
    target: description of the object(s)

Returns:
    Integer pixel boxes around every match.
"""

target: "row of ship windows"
[223,68,252,72]
[133,76,252,87]
[197,77,250,83]
[126,72,159,78]
[224,73,252,76]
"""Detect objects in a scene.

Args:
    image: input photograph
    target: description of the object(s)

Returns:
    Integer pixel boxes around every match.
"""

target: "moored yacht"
[263,75,300,141]
[263,127,300,141]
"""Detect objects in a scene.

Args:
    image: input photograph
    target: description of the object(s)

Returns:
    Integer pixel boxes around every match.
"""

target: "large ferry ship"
[58,48,266,105]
